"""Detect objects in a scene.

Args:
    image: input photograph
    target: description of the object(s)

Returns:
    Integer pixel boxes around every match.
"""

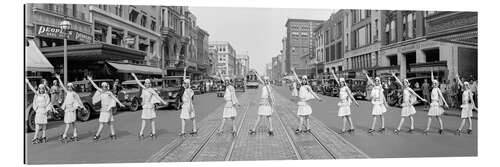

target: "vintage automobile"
[386,76,431,106]
[191,80,206,95]
[234,77,246,92]
[25,76,65,132]
[72,79,116,118]
[246,71,259,89]
[162,76,186,110]
[216,80,226,97]
[346,78,369,100]
[118,79,147,111]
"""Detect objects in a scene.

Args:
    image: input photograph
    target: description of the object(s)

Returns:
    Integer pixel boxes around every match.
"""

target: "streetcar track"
[224,103,251,161]
[275,104,303,160]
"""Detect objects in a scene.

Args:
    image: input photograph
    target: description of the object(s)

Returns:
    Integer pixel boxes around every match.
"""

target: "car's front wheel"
[77,104,91,122]
[130,98,139,111]
[27,109,36,132]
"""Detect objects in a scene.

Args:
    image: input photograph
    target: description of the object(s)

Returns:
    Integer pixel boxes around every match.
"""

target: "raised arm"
[331,71,340,84]
[107,92,125,107]
[346,87,359,106]
[55,74,68,92]
[25,78,38,95]
[87,76,103,92]
[363,70,374,86]
[255,72,265,85]
[455,74,464,88]
[291,68,301,83]
[131,73,146,89]
[306,86,321,101]
[391,73,403,87]
[408,88,427,102]
[469,91,477,110]
[183,66,188,81]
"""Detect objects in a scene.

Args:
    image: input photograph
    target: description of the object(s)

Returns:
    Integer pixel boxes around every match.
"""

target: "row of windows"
[352,10,371,24]
[42,4,86,21]
[94,22,156,54]
[350,53,374,70]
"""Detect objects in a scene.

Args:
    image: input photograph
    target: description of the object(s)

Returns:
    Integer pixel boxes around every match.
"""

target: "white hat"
[302,75,308,80]
[145,79,151,84]
[432,79,439,84]
[184,79,191,84]
[339,78,345,82]
[375,77,381,81]
[67,83,74,88]
[101,82,109,88]
[224,77,230,81]
[403,79,409,84]
[38,84,45,89]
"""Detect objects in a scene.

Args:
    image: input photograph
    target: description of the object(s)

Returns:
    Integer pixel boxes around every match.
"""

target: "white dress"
[400,88,417,117]
[93,91,116,123]
[297,85,314,116]
[460,90,474,118]
[370,86,386,115]
[180,88,195,119]
[223,85,239,118]
[61,91,84,123]
[141,88,163,119]
[337,86,351,117]
[291,82,298,97]
[258,85,274,116]
[33,93,50,124]
[428,88,444,116]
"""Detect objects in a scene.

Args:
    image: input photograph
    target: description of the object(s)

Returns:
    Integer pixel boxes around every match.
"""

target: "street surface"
[25,85,477,164]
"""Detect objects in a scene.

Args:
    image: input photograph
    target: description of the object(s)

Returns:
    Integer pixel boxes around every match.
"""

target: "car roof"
[122,79,162,85]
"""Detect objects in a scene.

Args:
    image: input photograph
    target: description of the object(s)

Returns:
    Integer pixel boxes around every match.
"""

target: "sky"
[189,6,335,75]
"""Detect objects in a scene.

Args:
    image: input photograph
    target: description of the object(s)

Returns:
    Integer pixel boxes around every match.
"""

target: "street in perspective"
[24,3,477,165]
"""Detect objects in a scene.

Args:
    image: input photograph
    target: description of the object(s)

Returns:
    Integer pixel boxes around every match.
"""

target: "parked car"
[118,80,144,111]
[162,76,186,110]
[25,76,65,132]
[387,76,430,107]
[191,80,206,95]
[346,78,368,100]
[234,78,246,92]
[216,80,226,97]
[72,79,115,118]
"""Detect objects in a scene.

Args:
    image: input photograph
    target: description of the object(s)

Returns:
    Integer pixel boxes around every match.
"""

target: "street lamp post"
[59,17,71,85]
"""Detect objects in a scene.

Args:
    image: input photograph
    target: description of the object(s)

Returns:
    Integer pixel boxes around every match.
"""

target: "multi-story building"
[26,3,165,81]
[281,37,287,75]
[208,46,218,76]
[266,63,273,78]
[313,22,326,78]
[285,19,324,76]
[377,11,477,81]
[210,41,237,78]
[236,54,250,77]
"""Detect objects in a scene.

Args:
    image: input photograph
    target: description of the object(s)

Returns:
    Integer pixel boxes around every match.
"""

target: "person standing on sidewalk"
[291,68,322,134]
[364,71,390,134]
[455,75,477,135]
[391,73,427,134]
[88,76,125,141]
[424,79,449,135]
[26,79,51,144]
[217,76,240,136]
[50,80,62,108]
[331,70,359,134]
[291,80,299,98]
[179,67,197,136]
[55,74,84,143]
[422,79,430,109]
[131,73,167,139]
[249,75,275,136]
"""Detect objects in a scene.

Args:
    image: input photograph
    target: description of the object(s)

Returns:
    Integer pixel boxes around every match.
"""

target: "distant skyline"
[189,6,335,75]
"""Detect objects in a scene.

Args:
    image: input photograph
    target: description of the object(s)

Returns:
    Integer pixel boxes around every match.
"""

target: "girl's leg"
[63,123,70,138]
[268,116,273,131]
[380,115,385,129]
[467,117,473,130]
[192,118,197,132]
[151,119,156,134]
[409,116,415,130]
[33,124,40,140]
[370,116,377,130]
[231,117,236,132]
[72,123,78,137]
[96,123,104,136]
[348,116,355,130]
[251,116,261,131]
[425,117,432,131]
[306,116,311,130]
[342,116,347,132]
[298,116,304,130]
[42,125,47,138]
[139,119,146,136]
[218,118,226,132]
[397,117,405,131]
[109,123,116,135]
[437,116,444,130]
[458,119,466,130]
[181,119,186,134]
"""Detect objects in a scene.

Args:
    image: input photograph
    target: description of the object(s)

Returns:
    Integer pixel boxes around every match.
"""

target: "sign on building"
[35,24,92,43]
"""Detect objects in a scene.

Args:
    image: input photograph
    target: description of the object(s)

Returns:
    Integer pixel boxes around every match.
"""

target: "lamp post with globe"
[59,17,71,84]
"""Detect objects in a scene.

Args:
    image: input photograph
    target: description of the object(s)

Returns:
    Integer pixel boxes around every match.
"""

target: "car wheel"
[130,98,139,111]
[77,104,91,122]
[27,109,36,132]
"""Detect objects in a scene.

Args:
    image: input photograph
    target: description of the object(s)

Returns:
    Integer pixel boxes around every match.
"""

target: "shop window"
[129,9,139,23]
[424,48,440,62]
[388,55,398,66]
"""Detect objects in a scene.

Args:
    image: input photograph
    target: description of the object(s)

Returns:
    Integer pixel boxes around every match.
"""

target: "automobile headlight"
[168,92,173,97]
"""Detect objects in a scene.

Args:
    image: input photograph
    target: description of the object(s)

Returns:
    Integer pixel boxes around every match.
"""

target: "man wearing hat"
[249,75,275,136]
[217,76,240,136]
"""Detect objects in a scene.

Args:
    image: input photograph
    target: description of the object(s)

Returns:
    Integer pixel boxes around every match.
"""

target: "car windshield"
[122,84,139,89]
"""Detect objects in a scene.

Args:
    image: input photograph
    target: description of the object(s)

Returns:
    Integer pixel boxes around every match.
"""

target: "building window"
[72,4,78,18]
[129,9,139,23]
[374,19,379,42]
[388,55,398,66]
[94,23,107,42]
[139,38,148,52]
[150,40,156,54]
[424,48,440,62]
[115,5,123,17]
[140,15,147,27]
[111,29,124,46]
[127,33,136,49]
[402,15,408,40]
[151,20,156,31]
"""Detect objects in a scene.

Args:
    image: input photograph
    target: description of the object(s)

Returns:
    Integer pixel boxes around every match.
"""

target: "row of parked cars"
[302,76,430,107]
[25,76,213,132]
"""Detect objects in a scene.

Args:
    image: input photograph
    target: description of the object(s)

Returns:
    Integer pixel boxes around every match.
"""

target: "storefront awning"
[25,40,54,72]
[107,62,164,75]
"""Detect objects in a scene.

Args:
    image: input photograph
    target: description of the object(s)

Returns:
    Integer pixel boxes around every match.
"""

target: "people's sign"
[35,24,93,43]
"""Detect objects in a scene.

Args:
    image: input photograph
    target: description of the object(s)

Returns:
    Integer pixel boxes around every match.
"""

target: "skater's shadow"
[155,129,169,137]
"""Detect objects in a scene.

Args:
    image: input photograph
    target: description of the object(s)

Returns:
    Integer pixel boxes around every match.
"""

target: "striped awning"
[25,40,54,72]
